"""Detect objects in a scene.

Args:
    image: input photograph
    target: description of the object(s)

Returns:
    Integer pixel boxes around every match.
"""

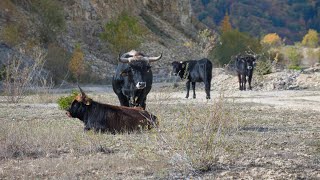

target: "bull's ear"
[75,94,83,102]
[120,71,128,76]
[83,97,92,106]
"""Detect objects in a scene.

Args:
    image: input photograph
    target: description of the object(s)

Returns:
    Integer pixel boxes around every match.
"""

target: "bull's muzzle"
[136,82,146,89]
[66,111,72,118]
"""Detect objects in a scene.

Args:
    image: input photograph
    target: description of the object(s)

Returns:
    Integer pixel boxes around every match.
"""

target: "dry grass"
[0,87,320,179]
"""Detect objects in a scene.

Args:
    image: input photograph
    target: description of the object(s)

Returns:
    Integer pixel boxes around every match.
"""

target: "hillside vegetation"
[0,0,319,93]
[192,0,320,44]
[0,0,200,85]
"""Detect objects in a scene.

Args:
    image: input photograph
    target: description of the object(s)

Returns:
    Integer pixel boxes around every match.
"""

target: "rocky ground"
[212,65,320,91]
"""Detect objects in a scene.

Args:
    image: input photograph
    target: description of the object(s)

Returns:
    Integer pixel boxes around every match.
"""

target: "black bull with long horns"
[112,50,162,109]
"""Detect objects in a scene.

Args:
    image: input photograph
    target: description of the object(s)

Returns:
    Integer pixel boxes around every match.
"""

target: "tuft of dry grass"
[144,89,240,175]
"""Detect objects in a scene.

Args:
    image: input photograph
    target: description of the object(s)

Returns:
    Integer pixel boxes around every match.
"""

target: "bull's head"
[66,86,92,118]
[171,61,185,76]
[245,56,256,71]
[119,50,162,90]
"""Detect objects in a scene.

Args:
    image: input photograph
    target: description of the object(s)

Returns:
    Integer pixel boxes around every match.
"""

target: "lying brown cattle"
[66,86,158,133]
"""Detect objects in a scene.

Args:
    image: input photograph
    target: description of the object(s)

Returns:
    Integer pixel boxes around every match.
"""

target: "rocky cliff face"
[0,0,201,82]
[59,0,198,79]
[142,0,193,29]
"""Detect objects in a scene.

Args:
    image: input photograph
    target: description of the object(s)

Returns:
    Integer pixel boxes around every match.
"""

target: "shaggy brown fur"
[67,87,158,133]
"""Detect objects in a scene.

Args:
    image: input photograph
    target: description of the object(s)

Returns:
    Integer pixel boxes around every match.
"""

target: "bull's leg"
[243,75,247,91]
[205,82,211,99]
[238,74,242,90]
[241,74,246,91]
[139,97,147,110]
[248,74,253,90]
[117,93,129,107]
[84,127,91,131]
[84,123,91,131]
[185,80,190,98]
[192,82,196,99]
[135,92,147,110]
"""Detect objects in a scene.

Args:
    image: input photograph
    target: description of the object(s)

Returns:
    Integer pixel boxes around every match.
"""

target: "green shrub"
[45,43,71,84]
[1,24,21,46]
[288,65,302,70]
[100,12,146,54]
[32,0,65,44]
[285,46,302,69]
[255,60,273,75]
[57,91,78,110]
[210,29,262,66]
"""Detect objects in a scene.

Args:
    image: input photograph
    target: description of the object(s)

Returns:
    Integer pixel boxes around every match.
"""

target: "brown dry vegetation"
[0,85,320,179]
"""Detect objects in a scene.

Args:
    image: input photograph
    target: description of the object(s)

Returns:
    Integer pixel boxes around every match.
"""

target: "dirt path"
[151,90,320,112]
[224,90,320,111]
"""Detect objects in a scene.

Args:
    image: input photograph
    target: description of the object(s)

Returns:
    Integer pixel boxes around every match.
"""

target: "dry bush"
[304,48,320,66]
[183,28,216,58]
[145,90,239,176]
[2,46,52,103]
[284,46,303,70]
[173,100,237,173]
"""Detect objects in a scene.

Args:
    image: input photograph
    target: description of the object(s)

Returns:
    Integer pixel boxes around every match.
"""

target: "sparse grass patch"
[1,89,320,179]
[0,117,116,160]
[146,91,239,176]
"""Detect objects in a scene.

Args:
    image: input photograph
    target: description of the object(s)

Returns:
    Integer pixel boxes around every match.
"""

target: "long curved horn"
[78,85,86,97]
[146,53,162,62]
[119,53,130,63]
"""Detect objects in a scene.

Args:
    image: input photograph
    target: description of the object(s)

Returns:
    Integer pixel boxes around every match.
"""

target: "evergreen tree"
[220,12,232,33]
[211,29,262,65]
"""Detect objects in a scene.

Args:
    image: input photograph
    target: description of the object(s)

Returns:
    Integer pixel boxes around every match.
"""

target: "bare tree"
[183,28,217,58]
[3,46,49,103]
[197,29,217,58]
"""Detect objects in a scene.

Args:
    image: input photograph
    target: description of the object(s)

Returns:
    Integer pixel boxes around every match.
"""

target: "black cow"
[235,54,256,90]
[66,86,158,133]
[171,58,212,99]
[112,50,162,109]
